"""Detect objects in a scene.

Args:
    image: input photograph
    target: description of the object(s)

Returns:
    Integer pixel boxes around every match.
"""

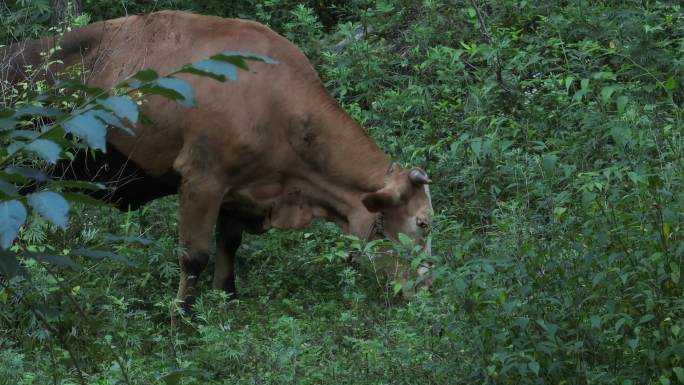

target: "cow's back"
[50,12,318,179]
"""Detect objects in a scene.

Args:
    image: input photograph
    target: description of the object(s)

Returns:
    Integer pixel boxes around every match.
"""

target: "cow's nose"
[416,216,430,232]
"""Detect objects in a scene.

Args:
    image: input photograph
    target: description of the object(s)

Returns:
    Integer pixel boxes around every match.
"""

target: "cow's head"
[360,165,434,296]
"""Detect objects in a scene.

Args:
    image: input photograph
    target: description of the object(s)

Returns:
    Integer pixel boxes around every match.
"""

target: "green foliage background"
[2,0,684,384]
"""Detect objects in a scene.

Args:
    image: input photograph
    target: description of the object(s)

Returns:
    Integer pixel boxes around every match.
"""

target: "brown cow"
[1,11,433,313]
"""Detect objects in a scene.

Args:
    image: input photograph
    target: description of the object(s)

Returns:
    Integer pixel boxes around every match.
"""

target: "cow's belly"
[54,146,179,211]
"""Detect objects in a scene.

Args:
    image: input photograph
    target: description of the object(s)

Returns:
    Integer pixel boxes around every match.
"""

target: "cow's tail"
[1,26,101,87]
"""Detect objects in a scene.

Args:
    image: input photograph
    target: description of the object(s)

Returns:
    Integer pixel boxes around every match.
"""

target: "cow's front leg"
[174,177,224,318]
[213,211,243,296]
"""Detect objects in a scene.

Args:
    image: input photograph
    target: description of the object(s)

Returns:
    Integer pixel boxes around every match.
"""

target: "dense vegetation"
[1,0,684,383]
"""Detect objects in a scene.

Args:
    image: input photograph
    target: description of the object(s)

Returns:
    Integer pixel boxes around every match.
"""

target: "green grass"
[2,0,684,384]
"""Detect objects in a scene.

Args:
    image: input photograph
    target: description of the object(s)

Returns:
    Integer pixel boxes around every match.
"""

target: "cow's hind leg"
[213,211,243,297]
[174,177,224,319]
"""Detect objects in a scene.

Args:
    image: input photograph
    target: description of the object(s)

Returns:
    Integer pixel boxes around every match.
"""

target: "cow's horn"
[409,169,431,185]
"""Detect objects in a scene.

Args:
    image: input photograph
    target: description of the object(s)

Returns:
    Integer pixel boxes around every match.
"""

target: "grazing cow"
[1,11,433,313]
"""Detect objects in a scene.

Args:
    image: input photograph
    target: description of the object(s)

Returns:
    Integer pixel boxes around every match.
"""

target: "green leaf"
[90,109,134,135]
[528,361,540,375]
[467,7,477,18]
[453,277,467,294]
[0,180,18,197]
[49,180,104,190]
[392,280,403,295]
[3,166,49,183]
[61,192,108,206]
[672,367,684,383]
[97,95,139,124]
[155,77,195,107]
[132,69,159,82]
[0,248,28,278]
[63,111,108,152]
[28,253,81,270]
[638,314,655,324]
[25,139,61,163]
[28,191,69,229]
[664,76,677,92]
[157,368,204,385]
[564,76,574,92]
[72,249,135,266]
[13,105,61,118]
[600,86,615,104]
[671,262,680,284]
[398,233,412,246]
[541,154,558,175]
[0,200,27,249]
[581,78,590,90]
[215,51,279,66]
[0,117,18,131]
[183,59,238,81]
[592,271,606,288]
[617,95,628,114]
[104,234,152,245]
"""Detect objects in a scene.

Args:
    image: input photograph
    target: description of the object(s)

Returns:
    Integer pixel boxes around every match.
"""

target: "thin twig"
[469,0,510,92]
[1,279,87,385]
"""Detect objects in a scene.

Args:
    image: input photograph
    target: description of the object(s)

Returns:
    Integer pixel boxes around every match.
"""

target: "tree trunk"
[50,0,80,27]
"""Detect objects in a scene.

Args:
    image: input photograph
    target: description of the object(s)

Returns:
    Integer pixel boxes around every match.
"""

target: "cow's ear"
[362,189,399,212]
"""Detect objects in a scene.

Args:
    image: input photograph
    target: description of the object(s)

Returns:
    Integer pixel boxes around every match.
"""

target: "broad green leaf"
[0,180,18,197]
[13,105,61,118]
[398,233,412,246]
[5,166,50,183]
[55,80,103,95]
[673,367,684,383]
[89,109,134,135]
[29,253,81,270]
[581,78,589,90]
[8,129,39,140]
[0,200,27,249]
[664,76,677,92]
[72,248,134,266]
[564,76,574,92]
[453,277,467,294]
[97,95,139,124]
[155,77,195,107]
[670,262,680,284]
[182,59,238,81]
[104,234,152,245]
[25,139,61,163]
[617,95,628,114]
[28,191,69,229]
[592,71,616,80]
[600,86,615,104]
[0,117,18,131]
[62,192,108,206]
[528,361,540,375]
[50,180,104,190]
[592,271,606,288]
[139,78,195,107]
[541,154,558,175]
[132,69,159,82]
[216,51,279,66]
[638,314,655,324]
[157,368,204,385]
[63,111,108,152]
[0,248,28,278]
[392,280,403,295]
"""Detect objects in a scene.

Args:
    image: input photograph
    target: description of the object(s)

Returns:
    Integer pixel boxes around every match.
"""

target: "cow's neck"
[273,92,392,237]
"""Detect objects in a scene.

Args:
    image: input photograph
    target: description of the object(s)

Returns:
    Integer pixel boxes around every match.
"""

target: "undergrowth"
[2,1,684,384]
